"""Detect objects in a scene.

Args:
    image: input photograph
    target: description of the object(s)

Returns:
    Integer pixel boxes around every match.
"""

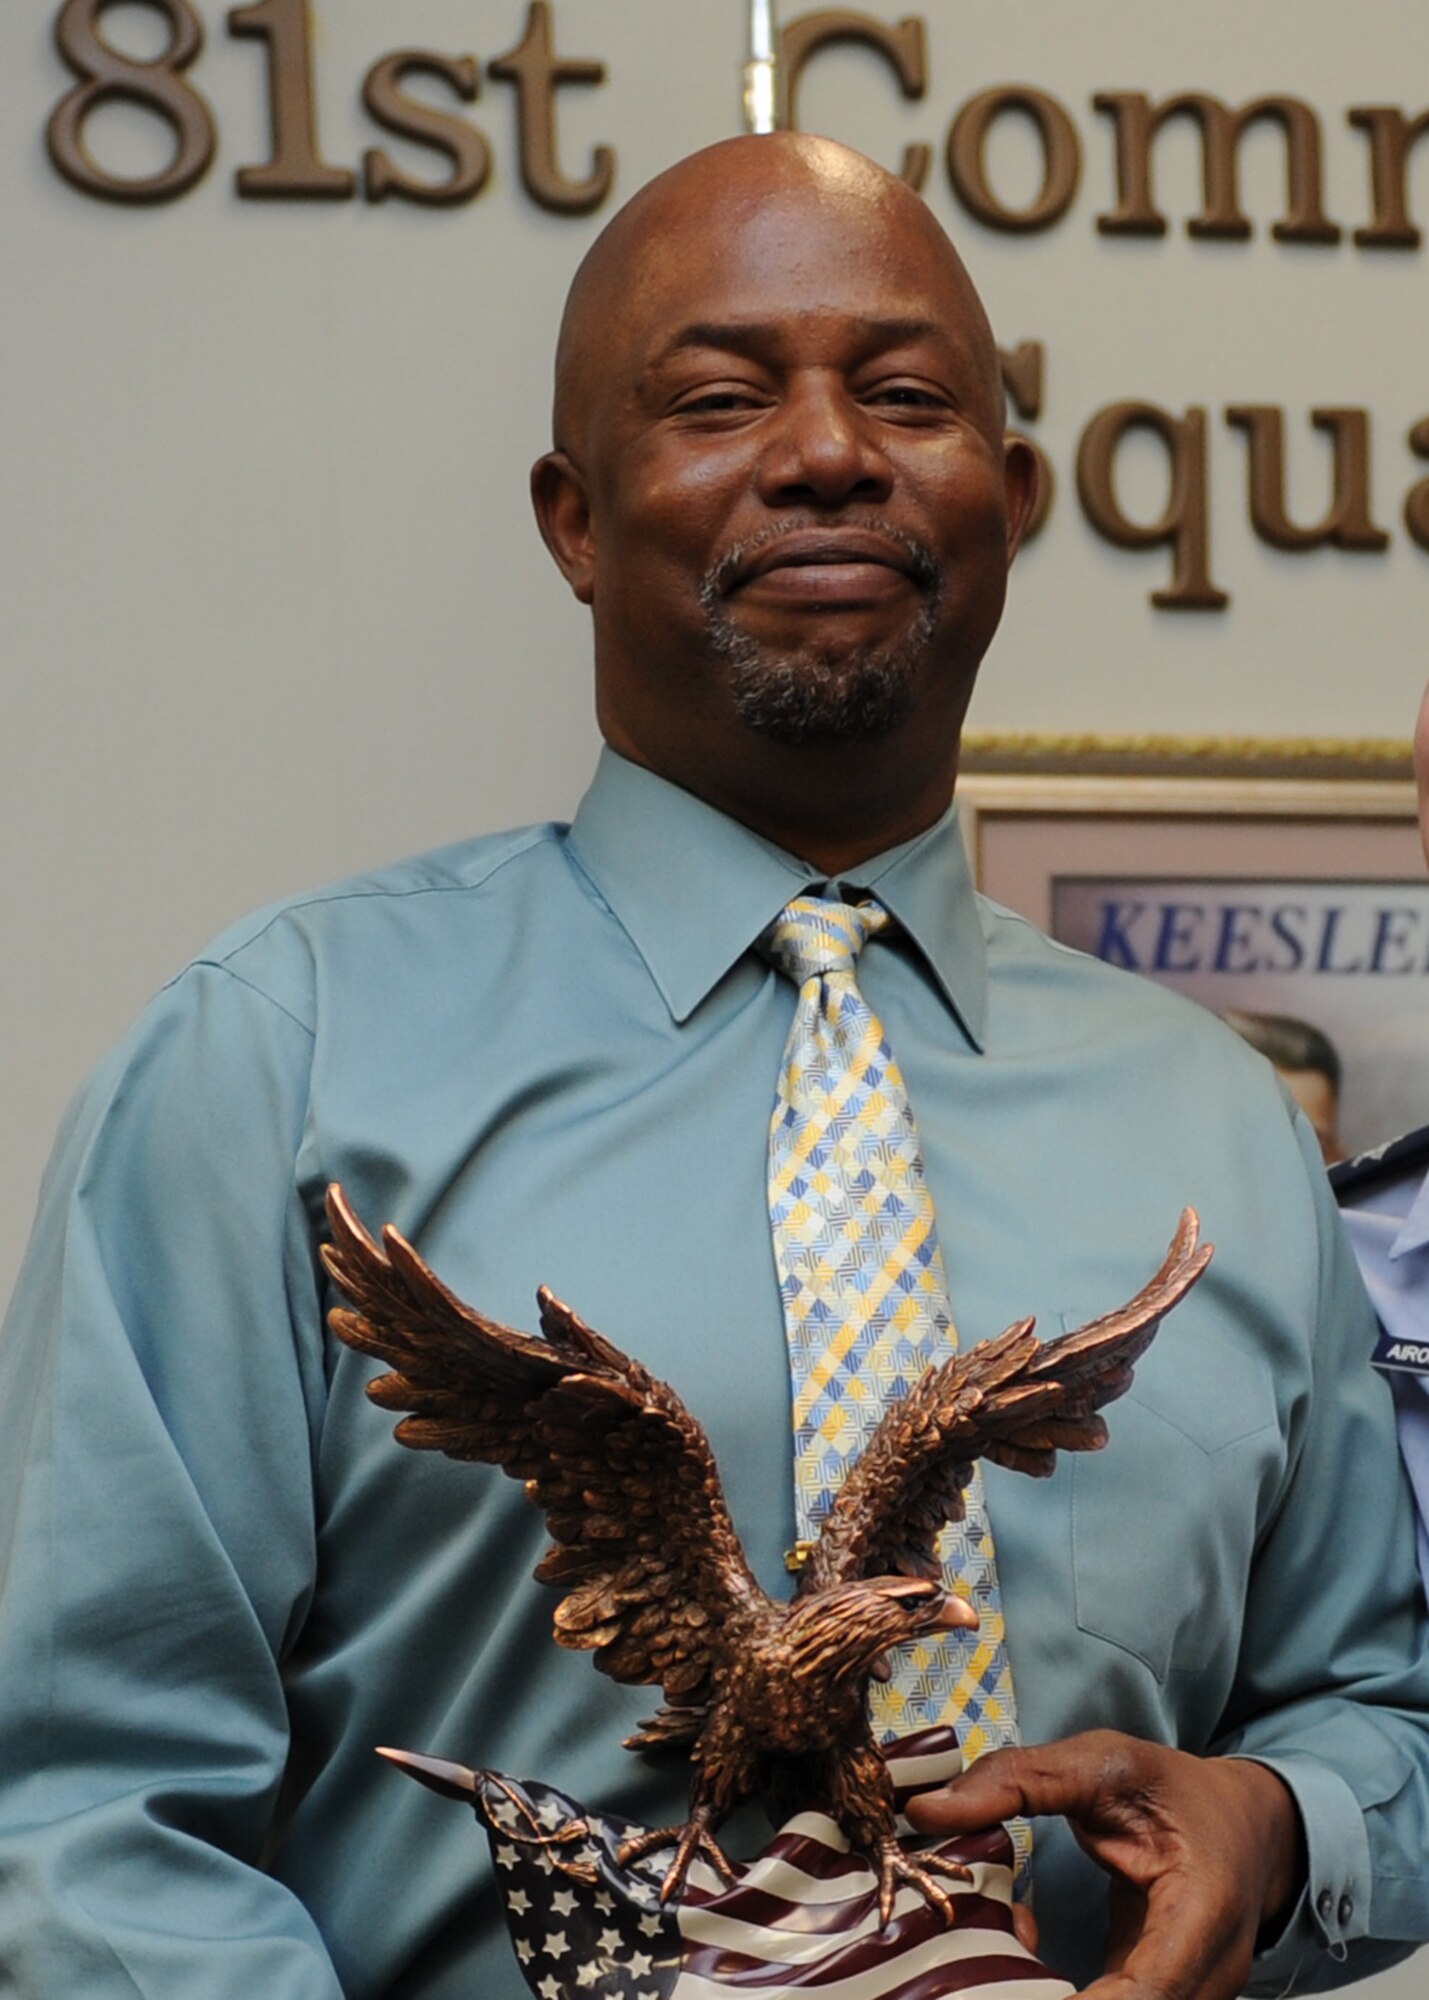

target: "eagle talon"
[876,1842,973,1929]
[617,1812,737,1902]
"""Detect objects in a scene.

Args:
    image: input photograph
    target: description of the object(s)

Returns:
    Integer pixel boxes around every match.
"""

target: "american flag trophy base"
[379,1730,1073,2000]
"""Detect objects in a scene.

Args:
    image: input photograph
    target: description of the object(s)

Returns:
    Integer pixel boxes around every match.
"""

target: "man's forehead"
[619,200,980,373]
[552,136,997,447]
[633,178,958,288]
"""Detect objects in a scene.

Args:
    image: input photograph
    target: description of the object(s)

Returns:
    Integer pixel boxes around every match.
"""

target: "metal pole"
[743,0,779,134]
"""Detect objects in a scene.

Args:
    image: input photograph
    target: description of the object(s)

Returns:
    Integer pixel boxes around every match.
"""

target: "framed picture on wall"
[957,737,1426,1160]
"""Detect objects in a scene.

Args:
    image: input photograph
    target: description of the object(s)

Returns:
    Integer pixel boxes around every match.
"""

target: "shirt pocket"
[1069,1317,1280,1682]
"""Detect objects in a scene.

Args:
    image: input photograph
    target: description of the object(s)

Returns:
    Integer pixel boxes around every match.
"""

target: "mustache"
[699,518,942,604]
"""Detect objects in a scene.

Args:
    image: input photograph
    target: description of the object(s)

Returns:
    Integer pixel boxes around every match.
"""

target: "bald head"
[552,134,1004,462]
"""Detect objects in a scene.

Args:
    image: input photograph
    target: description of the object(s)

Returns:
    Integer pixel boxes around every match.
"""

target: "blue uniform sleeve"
[1218,1119,1429,1992]
[0,963,342,1996]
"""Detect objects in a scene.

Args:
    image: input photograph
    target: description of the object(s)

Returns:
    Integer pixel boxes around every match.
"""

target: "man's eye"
[675,388,764,416]
[869,384,947,410]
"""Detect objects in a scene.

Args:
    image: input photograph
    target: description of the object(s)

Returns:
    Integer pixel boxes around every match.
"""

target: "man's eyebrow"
[647,316,949,365]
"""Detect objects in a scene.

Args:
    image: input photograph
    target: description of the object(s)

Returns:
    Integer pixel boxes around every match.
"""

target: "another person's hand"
[906,1729,1304,1999]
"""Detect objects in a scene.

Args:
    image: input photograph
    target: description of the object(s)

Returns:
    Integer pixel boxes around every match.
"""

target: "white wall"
[3,11,1426,1985]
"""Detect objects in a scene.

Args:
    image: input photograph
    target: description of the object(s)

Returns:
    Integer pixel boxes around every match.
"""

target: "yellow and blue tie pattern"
[761,897,1025,1797]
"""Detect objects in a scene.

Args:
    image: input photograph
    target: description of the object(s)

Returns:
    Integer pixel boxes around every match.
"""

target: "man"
[1,135,1425,2000]
[1332,679,1429,1591]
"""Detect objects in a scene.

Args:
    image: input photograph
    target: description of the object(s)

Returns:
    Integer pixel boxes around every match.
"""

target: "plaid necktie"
[761,896,1024,1780]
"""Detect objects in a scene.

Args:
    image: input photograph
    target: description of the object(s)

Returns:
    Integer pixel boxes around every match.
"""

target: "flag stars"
[543,1929,569,1958]
[508,1888,532,1914]
[552,1887,578,1916]
[538,1980,562,2000]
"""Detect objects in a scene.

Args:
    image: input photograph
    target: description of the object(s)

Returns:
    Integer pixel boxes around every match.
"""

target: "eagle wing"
[322,1184,760,1731]
[802,1209,1212,1593]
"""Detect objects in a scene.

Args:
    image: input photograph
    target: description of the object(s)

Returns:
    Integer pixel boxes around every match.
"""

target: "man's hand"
[905,1731,1305,2000]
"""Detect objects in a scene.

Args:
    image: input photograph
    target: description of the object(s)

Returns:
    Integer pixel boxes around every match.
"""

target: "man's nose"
[756,377,894,506]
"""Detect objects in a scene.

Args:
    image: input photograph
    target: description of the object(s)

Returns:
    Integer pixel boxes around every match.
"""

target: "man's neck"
[600,731,961,877]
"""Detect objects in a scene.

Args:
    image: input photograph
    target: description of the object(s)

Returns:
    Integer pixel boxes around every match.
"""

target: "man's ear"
[1002,434,1041,561]
[530,450,596,604]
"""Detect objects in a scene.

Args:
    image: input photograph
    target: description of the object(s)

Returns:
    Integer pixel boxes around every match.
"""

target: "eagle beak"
[936,1594,980,1632]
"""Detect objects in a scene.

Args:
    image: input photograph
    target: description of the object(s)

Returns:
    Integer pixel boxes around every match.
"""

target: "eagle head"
[785,1575,979,1691]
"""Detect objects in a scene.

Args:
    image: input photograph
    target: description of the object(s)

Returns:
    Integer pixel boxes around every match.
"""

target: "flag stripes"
[446,1728,1071,2000]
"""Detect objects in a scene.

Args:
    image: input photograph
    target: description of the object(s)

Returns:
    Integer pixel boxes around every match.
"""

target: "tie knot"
[761,897,892,986]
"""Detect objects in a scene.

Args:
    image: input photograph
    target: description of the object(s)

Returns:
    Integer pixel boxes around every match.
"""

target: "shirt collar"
[1393,1167,1429,1261]
[566,748,987,1047]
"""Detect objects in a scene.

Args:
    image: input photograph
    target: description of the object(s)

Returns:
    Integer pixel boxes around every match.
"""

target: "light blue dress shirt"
[2,749,1426,1997]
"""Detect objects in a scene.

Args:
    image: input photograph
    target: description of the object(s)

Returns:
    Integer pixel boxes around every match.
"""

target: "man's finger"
[905,1732,1141,1834]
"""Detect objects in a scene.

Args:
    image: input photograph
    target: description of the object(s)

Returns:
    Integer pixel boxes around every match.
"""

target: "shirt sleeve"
[1389,1372,1429,1597]
[1216,1116,1429,1993]
[0,961,342,1997]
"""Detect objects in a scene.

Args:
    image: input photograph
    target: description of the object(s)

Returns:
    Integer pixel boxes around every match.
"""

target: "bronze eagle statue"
[323,1187,1210,1927]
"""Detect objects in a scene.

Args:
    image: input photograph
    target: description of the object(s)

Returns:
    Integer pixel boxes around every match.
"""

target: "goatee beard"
[697,525,944,746]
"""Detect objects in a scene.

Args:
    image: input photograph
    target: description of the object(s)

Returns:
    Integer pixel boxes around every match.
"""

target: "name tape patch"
[1373,1328,1429,1377]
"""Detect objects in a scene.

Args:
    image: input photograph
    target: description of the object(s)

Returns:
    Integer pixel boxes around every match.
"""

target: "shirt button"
[1316,1888,1334,1924]
[1338,1895,1354,1928]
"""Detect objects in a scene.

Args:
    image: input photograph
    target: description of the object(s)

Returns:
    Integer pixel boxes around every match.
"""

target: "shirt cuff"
[1228,1754,1370,1990]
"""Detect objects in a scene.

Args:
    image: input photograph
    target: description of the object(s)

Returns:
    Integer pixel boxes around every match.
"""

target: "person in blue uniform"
[1333,679,1429,1594]
[1334,1125,1429,1584]
[1,135,1426,2000]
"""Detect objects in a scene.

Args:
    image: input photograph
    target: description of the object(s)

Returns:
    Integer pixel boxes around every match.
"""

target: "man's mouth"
[704,523,941,616]
[737,529,916,581]
[729,529,920,608]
